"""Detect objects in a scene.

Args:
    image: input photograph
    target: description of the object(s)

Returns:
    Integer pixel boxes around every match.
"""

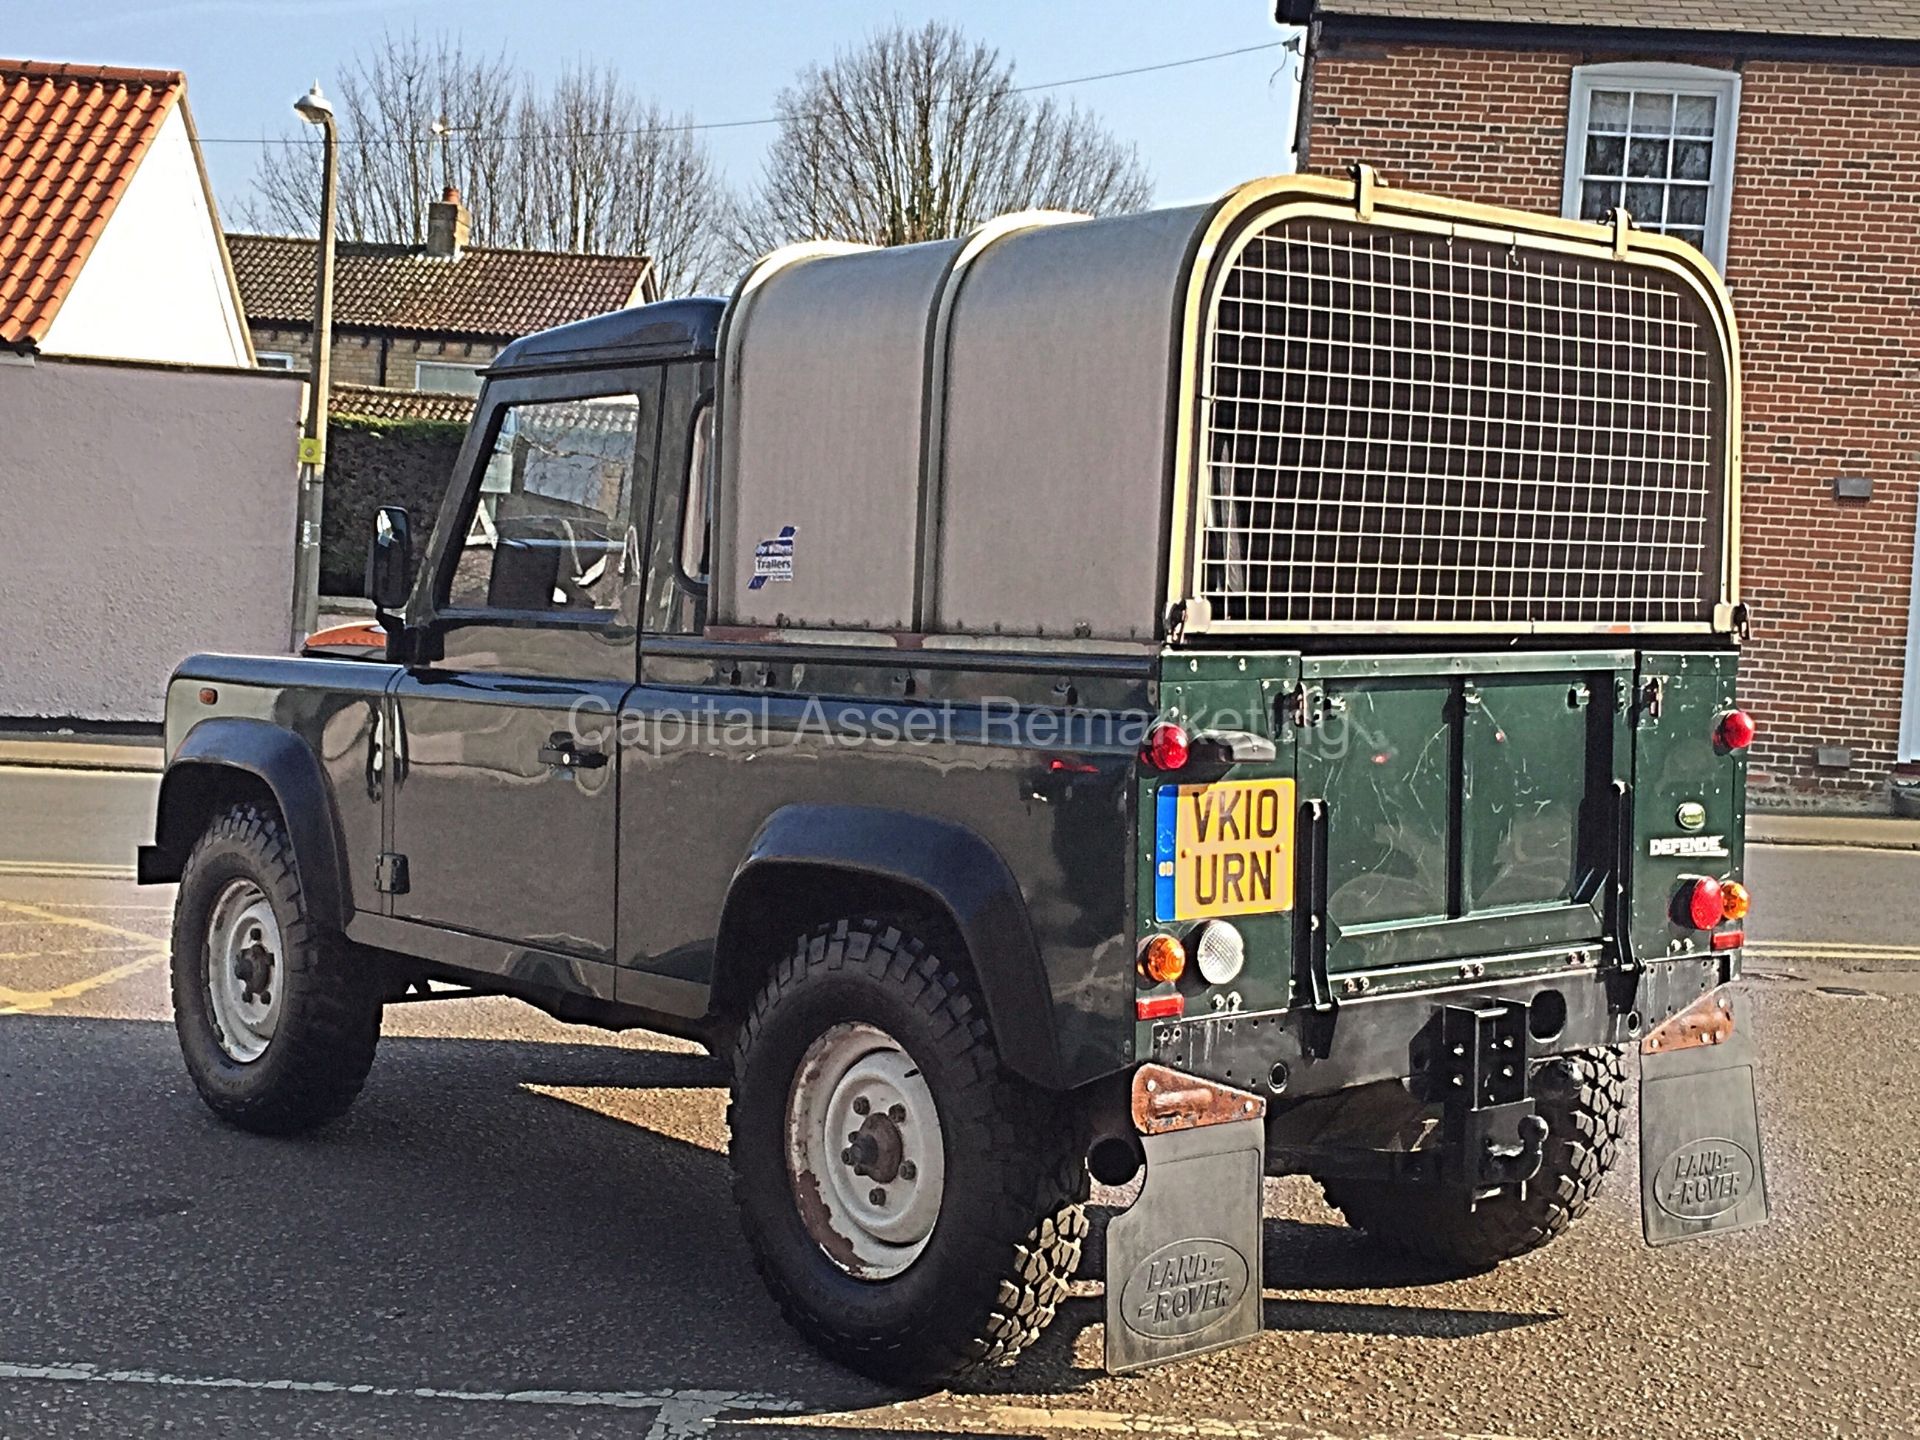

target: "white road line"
[756,1398,1543,1439]
[0,1359,798,1440]
[0,1358,1540,1440]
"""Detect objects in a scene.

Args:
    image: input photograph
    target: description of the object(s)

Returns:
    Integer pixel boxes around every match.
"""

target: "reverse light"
[1720,880,1751,922]
[1716,708,1756,751]
[1192,920,1247,986]
[1141,721,1190,772]
[1138,934,1187,985]
[1684,877,1725,931]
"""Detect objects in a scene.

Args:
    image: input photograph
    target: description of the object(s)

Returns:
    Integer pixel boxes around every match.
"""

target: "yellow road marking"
[0,900,169,1014]
[0,950,166,1014]
[0,860,136,880]
[0,899,167,947]
[1747,940,1920,960]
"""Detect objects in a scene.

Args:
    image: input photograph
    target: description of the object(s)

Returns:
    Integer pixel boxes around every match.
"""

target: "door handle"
[539,734,608,771]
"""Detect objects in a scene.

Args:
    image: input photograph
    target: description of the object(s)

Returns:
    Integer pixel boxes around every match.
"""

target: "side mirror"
[366,505,413,616]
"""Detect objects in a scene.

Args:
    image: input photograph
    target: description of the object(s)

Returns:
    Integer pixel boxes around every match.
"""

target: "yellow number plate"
[1153,778,1296,921]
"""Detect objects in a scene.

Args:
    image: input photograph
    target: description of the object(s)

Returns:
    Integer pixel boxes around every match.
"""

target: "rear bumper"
[1145,952,1737,1181]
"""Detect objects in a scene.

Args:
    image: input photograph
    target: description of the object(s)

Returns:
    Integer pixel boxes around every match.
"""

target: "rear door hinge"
[1289,684,1323,729]
[375,852,410,895]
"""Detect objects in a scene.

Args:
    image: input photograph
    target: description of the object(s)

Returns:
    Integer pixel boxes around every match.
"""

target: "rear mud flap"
[1639,987,1770,1246]
[1104,1068,1266,1374]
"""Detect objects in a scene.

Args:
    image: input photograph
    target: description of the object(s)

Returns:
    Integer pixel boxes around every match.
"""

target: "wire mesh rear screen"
[1200,219,1725,629]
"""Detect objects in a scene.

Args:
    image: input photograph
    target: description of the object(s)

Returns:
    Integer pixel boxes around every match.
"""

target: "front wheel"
[728,917,1088,1385]
[1320,1047,1628,1270]
[170,802,383,1135]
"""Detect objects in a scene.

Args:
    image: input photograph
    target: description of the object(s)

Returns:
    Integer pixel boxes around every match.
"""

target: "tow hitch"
[1435,1002,1550,1189]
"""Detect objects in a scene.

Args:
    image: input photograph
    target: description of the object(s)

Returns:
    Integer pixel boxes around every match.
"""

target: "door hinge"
[1288,684,1324,729]
[375,852,410,895]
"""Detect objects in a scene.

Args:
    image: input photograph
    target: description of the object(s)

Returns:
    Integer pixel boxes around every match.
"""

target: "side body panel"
[618,642,1152,1088]
[150,655,397,923]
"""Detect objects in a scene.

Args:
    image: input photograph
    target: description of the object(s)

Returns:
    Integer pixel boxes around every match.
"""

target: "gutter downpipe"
[1293,18,1322,172]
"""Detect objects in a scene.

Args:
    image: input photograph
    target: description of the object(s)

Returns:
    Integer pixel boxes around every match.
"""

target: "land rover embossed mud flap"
[1104,1065,1266,1373]
[1638,986,1770,1246]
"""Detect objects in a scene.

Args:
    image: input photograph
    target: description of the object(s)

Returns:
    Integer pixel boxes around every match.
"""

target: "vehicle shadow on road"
[3,1015,1557,1418]
[975,1200,1561,1392]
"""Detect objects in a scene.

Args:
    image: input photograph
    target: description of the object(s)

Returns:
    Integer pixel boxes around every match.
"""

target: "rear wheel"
[728,916,1088,1385]
[1320,1047,1628,1269]
[170,802,383,1135]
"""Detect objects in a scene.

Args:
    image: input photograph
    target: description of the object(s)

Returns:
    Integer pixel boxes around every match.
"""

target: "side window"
[446,393,643,615]
[1562,63,1740,268]
[680,401,712,587]
[641,362,710,635]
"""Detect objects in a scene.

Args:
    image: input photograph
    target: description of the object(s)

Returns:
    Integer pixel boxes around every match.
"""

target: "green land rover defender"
[141,168,1765,1382]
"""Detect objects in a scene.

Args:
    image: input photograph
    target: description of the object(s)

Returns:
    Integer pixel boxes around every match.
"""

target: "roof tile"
[226,233,654,339]
[329,382,475,425]
[1312,0,1920,42]
[0,59,182,347]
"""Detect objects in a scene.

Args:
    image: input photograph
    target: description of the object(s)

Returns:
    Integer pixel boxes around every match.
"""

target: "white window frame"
[414,360,486,395]
[256,350,298,370]
[1562,62,1742,269]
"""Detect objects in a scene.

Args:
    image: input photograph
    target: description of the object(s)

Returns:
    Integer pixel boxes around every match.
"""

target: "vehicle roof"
[489,295,726,374]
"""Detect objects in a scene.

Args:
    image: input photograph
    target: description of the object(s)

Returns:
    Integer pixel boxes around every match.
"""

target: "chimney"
[426,186,470,259]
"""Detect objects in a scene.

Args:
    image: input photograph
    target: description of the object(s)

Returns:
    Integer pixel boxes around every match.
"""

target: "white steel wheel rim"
[205,878,284,1064]
[785,1021,946,1280]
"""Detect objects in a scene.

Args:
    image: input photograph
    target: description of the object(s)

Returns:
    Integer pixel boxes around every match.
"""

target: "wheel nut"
[852,1097,870,1116]
[887,1103,905,1122]
[841,1147,856,1165]
[868,1187,887,1206]
[899,1160,917,1181]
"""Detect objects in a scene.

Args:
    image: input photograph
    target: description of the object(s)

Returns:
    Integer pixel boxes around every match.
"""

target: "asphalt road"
[1,765,1918,1438]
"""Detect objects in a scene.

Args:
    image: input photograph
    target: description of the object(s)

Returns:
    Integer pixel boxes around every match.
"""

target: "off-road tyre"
[1320,1047,1628,1270]
[728,916,1089,1387]
[170,802,382,1135]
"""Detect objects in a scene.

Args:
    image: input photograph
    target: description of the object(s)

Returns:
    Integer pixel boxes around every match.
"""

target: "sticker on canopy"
[749,525,796,590]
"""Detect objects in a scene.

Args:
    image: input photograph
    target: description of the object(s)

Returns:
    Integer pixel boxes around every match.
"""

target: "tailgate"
[1294,652,1635,980]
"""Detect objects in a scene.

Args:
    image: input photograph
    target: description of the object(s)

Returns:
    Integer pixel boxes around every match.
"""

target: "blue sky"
[17,1,1302,226]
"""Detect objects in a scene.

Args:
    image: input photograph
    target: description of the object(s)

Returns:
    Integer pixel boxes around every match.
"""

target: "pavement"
[2,768,1919,1438]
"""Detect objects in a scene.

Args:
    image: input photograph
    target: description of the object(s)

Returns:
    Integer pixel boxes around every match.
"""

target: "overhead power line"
[192,38,1292,147]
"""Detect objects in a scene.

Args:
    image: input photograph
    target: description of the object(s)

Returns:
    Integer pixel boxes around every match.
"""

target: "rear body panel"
[1134,643,1744,1095]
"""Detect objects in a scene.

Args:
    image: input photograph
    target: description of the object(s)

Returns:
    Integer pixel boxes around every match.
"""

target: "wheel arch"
[137,717,352,935]
[711,804,1065,1089]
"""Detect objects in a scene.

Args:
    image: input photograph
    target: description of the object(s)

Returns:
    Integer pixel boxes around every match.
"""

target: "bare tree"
[242,32,725,294]
[727,21,1152,263]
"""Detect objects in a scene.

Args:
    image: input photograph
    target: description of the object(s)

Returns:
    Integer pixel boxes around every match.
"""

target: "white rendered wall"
[39,107,250,367]
[0,356,301,720]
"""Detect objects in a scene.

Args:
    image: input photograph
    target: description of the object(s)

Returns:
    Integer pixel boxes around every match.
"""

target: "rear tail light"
[1141,722,1190,772]
[1720,880,1750,921]
[1684,877,1725,931]
[1716,708,1756,751]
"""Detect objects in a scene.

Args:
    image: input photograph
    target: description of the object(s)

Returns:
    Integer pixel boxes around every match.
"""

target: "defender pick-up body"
[143,171,1765,1378]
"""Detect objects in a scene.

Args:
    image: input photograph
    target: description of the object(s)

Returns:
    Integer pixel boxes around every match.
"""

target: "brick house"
[227,188,655,421]
[1277,0,1920,808]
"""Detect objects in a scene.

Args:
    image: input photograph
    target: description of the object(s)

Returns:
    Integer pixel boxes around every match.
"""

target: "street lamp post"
[290,82,339,648]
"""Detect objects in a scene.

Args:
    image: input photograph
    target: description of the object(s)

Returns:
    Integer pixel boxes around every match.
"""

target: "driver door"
[387,367,662,964]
